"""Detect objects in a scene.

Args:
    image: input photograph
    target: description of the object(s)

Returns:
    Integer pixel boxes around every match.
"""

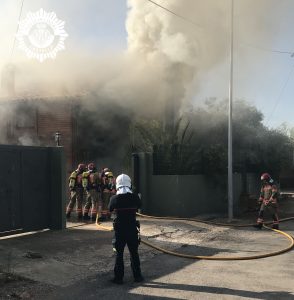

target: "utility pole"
[228,0,234,222]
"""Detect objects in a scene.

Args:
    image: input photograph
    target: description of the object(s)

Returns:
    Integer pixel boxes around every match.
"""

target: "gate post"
[49,147,66,230]
[134,153,152,214]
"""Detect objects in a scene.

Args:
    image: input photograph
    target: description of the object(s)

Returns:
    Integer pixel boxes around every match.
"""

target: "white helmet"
[116,174,131,189]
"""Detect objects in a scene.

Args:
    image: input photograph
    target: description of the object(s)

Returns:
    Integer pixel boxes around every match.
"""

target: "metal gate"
[0,145,65,236]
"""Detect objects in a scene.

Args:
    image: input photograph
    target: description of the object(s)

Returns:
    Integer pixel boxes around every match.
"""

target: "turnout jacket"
[108,193,141,227]
[259,181,279,205]
[69,170,83,190]
[82,170,100,191]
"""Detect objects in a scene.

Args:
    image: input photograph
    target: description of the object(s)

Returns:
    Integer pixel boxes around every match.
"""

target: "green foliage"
[132,117,197,174]
[131,98,294,175]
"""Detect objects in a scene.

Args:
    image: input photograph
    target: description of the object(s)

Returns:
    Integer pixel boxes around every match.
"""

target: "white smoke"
[125,0,229,116]
[0,0,283,142]
[1,1,229,112]
[18,134,37,146]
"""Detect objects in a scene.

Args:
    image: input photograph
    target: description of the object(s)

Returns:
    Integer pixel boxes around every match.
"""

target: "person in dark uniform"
[108,174,143,284]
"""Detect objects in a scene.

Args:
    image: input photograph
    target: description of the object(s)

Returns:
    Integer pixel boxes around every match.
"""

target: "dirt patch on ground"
[0,272,53,300]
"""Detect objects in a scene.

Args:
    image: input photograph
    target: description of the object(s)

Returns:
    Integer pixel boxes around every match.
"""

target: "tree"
[131,98,294,176]
[132,117,198,174]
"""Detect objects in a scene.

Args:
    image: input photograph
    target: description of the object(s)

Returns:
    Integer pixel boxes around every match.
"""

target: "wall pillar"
[49,147,66,230]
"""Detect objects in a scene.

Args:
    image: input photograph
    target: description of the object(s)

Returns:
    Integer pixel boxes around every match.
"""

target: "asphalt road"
[1,210,294,300]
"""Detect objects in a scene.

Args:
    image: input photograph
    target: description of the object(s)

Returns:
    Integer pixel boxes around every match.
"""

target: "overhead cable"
[241,42,294,57]
[240,42,294,126]
[265,62,294,127]
[145,0,201,28]
[10,0,25,61]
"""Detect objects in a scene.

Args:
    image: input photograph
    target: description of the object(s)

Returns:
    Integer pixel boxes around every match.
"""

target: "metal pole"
[228,0,234,222]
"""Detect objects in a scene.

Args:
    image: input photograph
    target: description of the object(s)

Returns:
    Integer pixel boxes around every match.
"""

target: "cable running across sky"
[145,0,201,28]
[10,0,25,61]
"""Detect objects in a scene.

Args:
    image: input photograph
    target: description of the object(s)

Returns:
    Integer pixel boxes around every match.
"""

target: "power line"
[10,0,25,62]
[240,42,294,126]
[265,62,294,127]
[241,42,294,57]
[145,0,201,28]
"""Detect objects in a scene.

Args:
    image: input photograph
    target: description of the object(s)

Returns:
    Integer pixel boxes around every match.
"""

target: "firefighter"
[101,167,110,179]
[108,174,143,284]
[254,172,279,230]
[100,169,116,221]
[82,163,101,221]
[66,163,86,220]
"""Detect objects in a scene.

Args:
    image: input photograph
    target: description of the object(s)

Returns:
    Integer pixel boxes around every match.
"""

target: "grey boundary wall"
[132,153,260,217]
[0,145,66,235]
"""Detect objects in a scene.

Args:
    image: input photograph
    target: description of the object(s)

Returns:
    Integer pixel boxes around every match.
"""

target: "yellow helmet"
[105,171,113,178]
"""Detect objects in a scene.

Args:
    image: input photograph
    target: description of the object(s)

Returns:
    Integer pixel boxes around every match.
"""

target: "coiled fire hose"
[95,213,294,260]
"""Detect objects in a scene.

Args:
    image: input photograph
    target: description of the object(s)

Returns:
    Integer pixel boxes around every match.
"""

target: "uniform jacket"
[82,170,101,191]
[259,181,279,205]
[102,173,116,193]
[108,193,141,227]
[69,170,83,190]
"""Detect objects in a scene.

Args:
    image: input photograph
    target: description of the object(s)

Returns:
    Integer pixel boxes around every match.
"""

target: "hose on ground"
[95,213,294,260]
[136,212,294,227]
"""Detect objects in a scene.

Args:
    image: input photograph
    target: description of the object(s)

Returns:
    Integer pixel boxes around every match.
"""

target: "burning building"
[0,95,133,175]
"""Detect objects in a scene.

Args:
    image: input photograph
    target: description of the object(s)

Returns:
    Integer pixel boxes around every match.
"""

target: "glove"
[112,238,117,252]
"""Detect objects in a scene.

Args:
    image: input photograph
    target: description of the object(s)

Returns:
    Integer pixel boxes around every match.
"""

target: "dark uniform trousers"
[114,226,141,280]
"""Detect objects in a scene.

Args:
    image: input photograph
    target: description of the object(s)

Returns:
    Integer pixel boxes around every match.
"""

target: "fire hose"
[95,213,294,260]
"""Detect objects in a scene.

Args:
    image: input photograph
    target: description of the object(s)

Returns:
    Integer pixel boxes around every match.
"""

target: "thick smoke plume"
[0,0,278,149]
[0,0,229,110]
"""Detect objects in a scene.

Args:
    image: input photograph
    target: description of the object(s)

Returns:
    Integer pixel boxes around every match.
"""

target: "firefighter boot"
[98,216,106,222]
[272,224,279,230]
[83,214,90,221]
[78,214,83,220]
[253,223,263,229]
[66,212,71,219]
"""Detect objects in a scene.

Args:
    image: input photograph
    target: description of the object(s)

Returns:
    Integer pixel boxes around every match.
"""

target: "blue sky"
[21,0,128,51]
[1,0,294,129]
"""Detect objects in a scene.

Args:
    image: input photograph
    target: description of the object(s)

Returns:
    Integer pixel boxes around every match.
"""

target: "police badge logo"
[16,8,68,62]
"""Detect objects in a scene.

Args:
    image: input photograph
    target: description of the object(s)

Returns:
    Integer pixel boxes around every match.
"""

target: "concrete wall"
[148,175,227,217]
[133,153,259,217]
[0,145,66,235]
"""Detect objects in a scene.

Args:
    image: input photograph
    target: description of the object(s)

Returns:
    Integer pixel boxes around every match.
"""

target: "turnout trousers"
[83,189,100,220]
[66,188,84,217]
[257,202,279,227]
[113,227,142,281]
[101,191,112,220]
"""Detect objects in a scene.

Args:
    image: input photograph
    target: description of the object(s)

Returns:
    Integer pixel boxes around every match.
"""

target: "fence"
[0,145,66,236]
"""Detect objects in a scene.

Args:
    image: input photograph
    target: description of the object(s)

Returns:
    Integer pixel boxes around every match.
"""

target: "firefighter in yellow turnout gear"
[66,163,86,220]
[82,163,102,221]
[101,169,116,221]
